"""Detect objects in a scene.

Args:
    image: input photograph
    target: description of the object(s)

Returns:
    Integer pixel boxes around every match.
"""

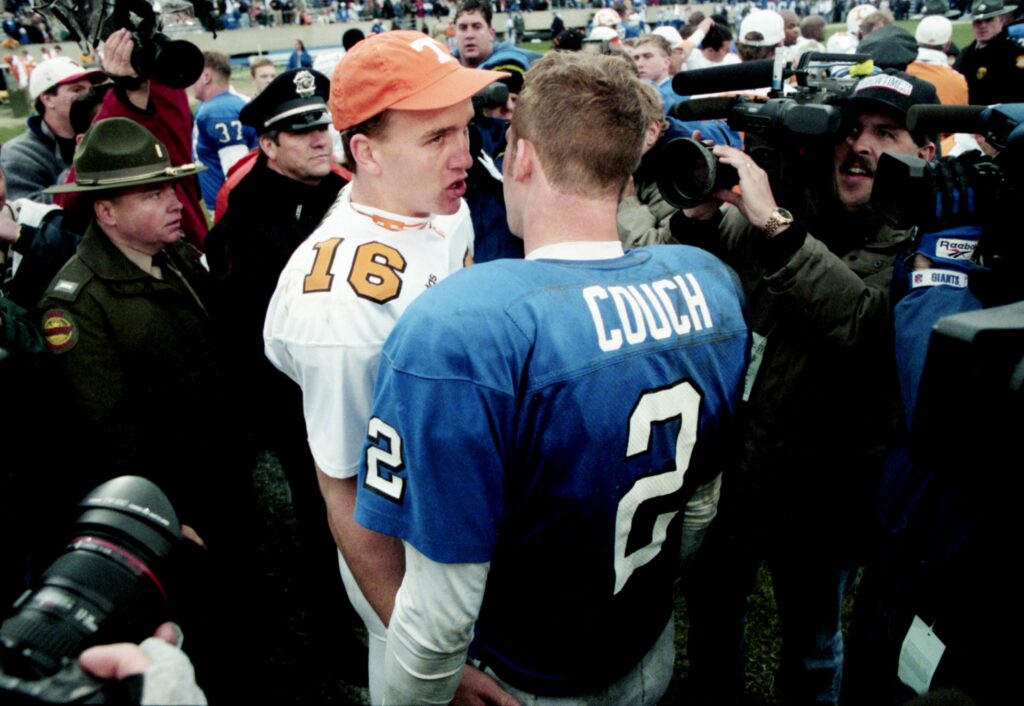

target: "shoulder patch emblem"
[42,309,79,354]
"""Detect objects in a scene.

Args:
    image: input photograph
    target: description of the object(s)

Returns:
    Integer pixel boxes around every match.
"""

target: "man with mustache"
[672,70,940,705]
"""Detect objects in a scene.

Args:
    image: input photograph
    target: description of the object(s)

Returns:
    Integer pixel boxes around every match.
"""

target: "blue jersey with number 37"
[355,245,749,695]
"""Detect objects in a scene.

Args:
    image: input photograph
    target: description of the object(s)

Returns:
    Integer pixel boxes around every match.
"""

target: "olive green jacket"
[37,223,234,530]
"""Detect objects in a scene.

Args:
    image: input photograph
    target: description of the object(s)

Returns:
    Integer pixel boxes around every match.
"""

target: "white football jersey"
[264,184,473,478]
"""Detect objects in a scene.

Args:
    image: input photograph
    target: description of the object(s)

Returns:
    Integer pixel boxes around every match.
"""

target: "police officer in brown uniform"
[37,118,256,700]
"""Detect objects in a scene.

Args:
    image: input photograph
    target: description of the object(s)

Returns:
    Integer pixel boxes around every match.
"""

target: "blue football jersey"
[193,92,257,209]
[356,246,749,695]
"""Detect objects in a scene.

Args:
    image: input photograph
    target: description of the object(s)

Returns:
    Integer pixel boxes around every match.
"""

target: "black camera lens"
[656,137,740,210]
[131,33,205,90]
[0,477,182,698]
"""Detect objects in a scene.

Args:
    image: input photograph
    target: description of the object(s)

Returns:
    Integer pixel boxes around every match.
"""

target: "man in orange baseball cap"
[264,30,509,704]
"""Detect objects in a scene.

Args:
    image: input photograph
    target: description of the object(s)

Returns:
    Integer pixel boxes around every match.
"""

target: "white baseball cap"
[847,4,878,34]
[593,8,621,27]
[588,25,620,41]
[739,11,784,47]
[916,15,953,46]
[652,25,684,49]
[29,57,105,101]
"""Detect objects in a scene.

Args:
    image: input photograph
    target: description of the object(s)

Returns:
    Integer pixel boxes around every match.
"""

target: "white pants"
[337,549,387,705]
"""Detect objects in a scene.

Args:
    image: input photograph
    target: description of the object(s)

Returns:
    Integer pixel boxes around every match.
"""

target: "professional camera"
[873,104,1024,305]
[0,476,184,704]
[871,104,1023,231]
[655,53,868,210]
[32,0,217,88]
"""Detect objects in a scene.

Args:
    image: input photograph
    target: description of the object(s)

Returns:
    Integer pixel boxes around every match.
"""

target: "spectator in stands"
[780,9,800,47]
[630,34,681,110]
[910,15,969,106]
[859,9,896,38]
[191,50,258,210]
[288,39,313,69]
[249,56,276,96]
[0,56,104,203]
[687,24,739,69]
[736,9,785,62]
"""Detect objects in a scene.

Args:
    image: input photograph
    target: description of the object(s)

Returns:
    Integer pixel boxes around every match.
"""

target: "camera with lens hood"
[32,0,217,88]
[0,476,184,704]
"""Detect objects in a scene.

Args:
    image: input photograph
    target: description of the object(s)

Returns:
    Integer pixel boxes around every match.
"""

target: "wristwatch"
[761,207,794,238]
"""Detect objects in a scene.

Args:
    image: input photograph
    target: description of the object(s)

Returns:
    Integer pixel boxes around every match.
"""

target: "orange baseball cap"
[330,30,507,131]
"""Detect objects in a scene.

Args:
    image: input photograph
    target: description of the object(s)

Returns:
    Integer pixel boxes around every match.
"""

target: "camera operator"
[677,70,941,705]
[52,29,209,251]
[842,107,1024,705]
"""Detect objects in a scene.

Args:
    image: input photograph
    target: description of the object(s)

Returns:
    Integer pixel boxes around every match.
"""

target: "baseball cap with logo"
[330,30,506,132]
[593,8,621,28]
[29,56,105,101]
[739,10,784,47]
[970,0,1017,20]
[242,68,332,134]
[916,15,954,45]
[846,4,878,33]
[45,118,205,194]
[835,69,940,122]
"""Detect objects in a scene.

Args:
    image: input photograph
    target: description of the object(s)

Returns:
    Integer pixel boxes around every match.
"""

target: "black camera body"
[0,477,183,704]
[656,53,866,210]
[32,0,214,88]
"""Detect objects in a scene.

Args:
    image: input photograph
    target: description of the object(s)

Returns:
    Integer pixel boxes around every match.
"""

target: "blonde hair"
[511,52,648,199]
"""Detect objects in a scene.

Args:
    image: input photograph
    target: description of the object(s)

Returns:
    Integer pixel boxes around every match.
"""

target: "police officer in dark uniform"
[36,117,258,701]
[203,68,364,684]
[956,0,1024,105]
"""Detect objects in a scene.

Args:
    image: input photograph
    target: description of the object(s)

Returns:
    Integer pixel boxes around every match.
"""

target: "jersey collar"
[527,241,625,261]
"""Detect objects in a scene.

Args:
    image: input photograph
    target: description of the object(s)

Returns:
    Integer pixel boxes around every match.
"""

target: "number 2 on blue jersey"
[614,380,701,595]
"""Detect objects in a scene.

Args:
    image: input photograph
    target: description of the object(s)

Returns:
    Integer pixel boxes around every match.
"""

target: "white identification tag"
[910,268,968,289]
[742,332,767,402]
[898,615,946,695]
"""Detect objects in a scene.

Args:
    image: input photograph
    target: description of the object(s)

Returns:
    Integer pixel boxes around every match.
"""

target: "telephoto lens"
[0,476,183,703]
[656,137,740,210]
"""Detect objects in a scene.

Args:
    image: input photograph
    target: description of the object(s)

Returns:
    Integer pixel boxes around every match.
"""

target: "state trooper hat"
[970,0,1018,20]
[240,68,332,135]
[45,118,205,194]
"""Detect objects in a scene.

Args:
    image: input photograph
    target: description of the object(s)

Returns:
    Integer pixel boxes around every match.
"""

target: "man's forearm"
[316,468,404,625]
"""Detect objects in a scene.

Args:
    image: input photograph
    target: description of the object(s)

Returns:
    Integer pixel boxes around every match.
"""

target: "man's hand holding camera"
[100,28,150,109]
[682,139,791,238]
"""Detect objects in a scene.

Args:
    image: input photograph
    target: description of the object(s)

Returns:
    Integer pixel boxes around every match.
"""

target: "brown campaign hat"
[45,118,205,195]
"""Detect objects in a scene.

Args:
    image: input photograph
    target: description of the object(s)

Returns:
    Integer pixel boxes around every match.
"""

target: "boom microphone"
[671,60,775,97]
[670,96,743,122]
[906,105,986,135]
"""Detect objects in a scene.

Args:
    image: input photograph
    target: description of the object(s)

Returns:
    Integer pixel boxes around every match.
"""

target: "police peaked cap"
[240,68,332,135]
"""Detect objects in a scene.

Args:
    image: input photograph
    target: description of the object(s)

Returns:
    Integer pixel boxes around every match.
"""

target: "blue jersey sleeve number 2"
[614,380,701,595]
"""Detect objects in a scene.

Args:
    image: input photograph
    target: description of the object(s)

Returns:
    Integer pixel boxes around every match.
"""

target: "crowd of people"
[0,0,1020,705]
